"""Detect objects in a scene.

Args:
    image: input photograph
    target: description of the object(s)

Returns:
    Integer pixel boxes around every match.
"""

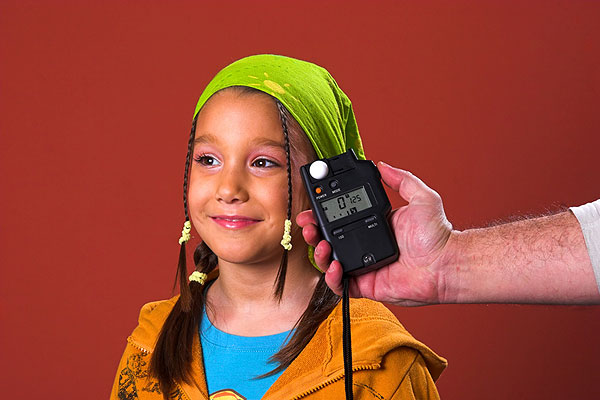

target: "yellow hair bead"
[188,271,208,285]
[178,220,192,245]
[280,219,293,251]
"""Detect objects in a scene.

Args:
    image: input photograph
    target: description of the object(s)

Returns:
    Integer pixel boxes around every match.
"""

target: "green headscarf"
[193,54,365,160]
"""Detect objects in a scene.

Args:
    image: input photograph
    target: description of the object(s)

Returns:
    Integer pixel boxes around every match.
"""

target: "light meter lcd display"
[320,186,373,222]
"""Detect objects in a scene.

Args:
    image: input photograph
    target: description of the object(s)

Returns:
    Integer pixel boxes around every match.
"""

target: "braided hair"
[273,99,293,300]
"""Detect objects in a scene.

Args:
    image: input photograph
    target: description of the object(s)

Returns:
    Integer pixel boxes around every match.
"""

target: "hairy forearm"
[440,211,600,304]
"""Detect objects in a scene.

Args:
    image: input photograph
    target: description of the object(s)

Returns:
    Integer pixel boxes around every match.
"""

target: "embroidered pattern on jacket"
[117,350,184,399]
[118,352,148,399]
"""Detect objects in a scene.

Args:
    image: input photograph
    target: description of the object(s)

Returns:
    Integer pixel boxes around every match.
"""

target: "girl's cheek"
[187,180,207,216]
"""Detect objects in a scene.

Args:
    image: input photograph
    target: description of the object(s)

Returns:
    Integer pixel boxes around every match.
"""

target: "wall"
[1,1,599,398]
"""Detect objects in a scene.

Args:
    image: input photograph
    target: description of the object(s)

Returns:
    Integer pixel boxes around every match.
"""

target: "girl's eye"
[194,154,221,167]
[252,158,278,168]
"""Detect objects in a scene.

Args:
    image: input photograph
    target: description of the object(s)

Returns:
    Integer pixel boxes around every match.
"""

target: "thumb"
[377,162,434,204]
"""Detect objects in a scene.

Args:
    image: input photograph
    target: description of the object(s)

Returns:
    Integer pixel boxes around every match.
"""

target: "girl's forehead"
[194,91,285,146]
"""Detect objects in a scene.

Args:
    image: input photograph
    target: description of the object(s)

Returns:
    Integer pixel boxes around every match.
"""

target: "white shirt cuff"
[570,199,600,293]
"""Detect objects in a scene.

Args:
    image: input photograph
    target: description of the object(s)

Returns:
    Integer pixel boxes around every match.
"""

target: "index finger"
[296,209,317,227]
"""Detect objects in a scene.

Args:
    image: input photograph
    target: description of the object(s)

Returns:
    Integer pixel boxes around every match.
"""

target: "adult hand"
[296,162,455,306]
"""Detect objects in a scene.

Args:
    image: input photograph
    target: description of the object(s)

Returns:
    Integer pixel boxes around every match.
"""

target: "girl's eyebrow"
[194,134,285,150]
[193,133,218,145]
[251,138,285,150]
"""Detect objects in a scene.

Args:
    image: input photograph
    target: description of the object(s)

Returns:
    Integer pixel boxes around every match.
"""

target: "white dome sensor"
[309,160,329,180]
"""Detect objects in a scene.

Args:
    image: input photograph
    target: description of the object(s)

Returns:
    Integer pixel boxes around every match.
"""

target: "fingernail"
[380,161,398,170]
[379,161,395,171]
[379,161,403,173]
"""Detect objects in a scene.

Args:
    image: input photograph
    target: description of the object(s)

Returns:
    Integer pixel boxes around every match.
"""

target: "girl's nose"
[215,166,249,204]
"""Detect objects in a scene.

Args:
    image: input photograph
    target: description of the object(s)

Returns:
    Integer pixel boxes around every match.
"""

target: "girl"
[111,55,446,400]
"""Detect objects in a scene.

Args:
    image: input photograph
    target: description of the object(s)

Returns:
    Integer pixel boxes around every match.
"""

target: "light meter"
[300,149,399,275]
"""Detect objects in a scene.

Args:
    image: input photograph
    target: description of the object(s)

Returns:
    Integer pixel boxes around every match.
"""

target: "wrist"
[433,229,465,304]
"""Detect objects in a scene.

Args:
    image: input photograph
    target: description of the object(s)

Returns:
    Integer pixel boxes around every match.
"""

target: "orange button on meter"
[315,186,323,194]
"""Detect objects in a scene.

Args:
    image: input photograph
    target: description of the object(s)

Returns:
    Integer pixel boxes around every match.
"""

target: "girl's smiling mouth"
[210,215,261,229]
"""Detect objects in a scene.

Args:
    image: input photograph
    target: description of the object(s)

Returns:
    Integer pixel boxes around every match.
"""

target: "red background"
[1,1,599,398]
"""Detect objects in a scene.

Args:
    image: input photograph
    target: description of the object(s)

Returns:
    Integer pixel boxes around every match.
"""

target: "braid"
[274,100,293,300]
[278,101,293,220]
[182,117,197,221]
[175,117,198,312]
[193,242,218,270]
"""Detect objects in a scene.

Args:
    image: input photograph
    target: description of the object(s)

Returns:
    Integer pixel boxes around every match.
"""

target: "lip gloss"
[211,216,260,229]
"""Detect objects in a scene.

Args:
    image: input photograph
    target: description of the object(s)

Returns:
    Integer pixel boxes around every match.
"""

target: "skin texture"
[297,162,600,306]
[189,90,321,335]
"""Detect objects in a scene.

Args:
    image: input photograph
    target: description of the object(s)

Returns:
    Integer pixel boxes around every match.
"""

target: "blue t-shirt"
[200,309,291,400]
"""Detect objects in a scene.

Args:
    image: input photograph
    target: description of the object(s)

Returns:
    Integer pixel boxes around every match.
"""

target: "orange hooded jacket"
[111,296,447,400]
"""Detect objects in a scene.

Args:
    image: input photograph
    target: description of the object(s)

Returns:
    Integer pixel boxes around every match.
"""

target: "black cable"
[343,276,353,400]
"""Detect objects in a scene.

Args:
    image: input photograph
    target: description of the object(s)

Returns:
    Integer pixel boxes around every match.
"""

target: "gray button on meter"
[364,216,377,224]
[309,160,329,180]
[332,227,344,236]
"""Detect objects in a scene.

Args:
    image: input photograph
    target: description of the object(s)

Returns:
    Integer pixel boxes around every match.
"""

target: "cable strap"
[343,276,353,400]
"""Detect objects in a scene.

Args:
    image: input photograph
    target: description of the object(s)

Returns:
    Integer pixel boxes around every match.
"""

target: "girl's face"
[189,90,311,266]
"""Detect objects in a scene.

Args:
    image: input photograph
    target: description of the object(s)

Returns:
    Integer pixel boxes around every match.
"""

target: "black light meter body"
[300,149,399,276]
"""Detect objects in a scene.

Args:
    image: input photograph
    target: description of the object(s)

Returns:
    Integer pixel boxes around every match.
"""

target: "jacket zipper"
[290,363,380,400]
[174,381,193,400]
[126,337,194,400]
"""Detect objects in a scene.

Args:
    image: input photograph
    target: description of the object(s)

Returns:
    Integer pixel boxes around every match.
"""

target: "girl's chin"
[207,244,283,266]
